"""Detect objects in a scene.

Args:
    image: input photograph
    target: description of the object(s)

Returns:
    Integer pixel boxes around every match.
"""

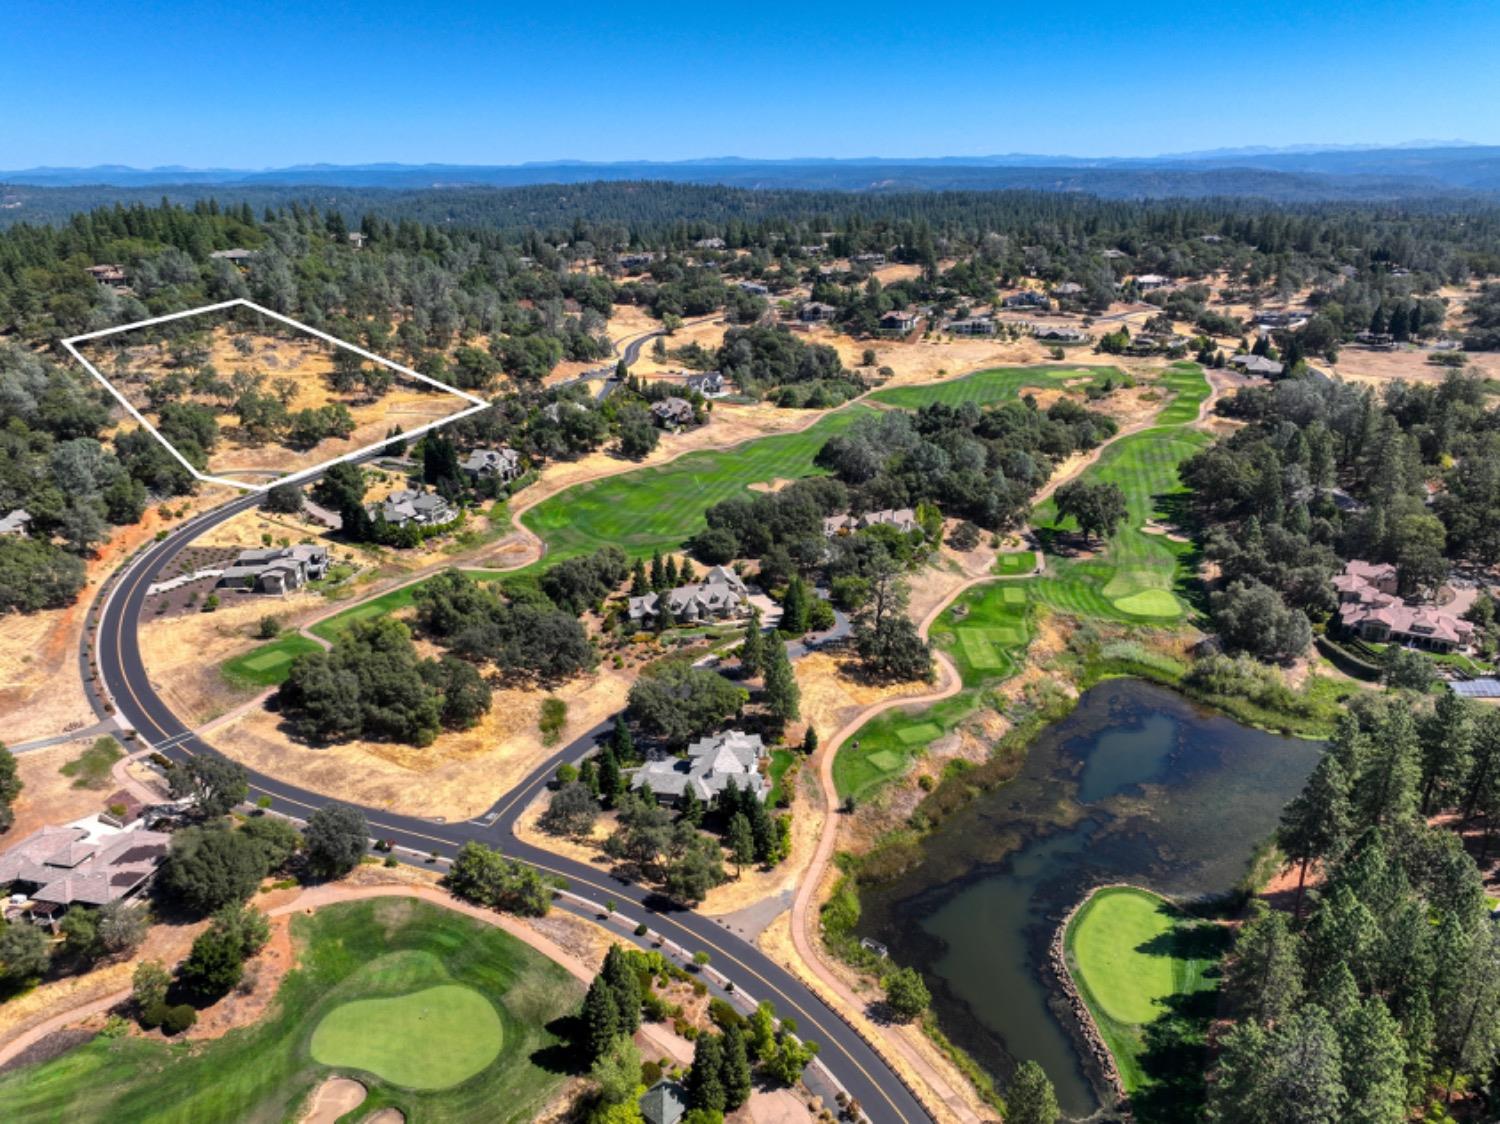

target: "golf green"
[310,984,502,1089]
[1067,888,1180,1025]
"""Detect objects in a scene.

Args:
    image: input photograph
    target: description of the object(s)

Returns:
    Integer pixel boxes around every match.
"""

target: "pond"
[855,679,1319,1118]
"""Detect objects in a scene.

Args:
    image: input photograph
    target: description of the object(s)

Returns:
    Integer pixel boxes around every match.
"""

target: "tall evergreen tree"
[739,606,765,676]
[650,549,667,591]
[761,638,801,725]
[1224,903,1305,1025]
[727,812,755,877]
[583,975,620,1061]
[686,1033,726,1112]
[1353,705,1420,827]
[720,1023,753,1111]
[1419,692,1475,815]
[1278,753,1352,919]
[1337,997,1408,1124]
[780,575,811,635]
[601,944,642,1035]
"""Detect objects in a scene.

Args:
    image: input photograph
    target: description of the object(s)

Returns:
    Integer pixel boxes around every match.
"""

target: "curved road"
[90,488,930,1124]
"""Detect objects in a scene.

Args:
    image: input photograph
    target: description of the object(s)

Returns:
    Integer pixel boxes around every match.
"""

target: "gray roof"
[0,823,170,907]
[640,1081,687,1124]
[461,447,521,474]
[0,508,32,534]
[631,731,768,802]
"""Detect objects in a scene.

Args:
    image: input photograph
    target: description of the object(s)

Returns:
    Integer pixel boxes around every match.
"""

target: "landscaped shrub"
[161,1004,197,1035]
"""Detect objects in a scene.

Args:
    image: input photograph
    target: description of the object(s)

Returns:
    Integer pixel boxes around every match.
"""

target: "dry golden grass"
[80,324,471,483]
[6,743,118,839]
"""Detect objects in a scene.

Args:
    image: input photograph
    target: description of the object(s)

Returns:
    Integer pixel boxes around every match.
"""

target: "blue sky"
[7,0,1498,167]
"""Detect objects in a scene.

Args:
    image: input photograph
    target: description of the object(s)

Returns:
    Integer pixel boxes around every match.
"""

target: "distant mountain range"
[4,145,1500,222]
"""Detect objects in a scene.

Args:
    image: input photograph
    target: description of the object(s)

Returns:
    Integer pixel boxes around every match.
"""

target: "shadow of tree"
[530,1013,588,1075]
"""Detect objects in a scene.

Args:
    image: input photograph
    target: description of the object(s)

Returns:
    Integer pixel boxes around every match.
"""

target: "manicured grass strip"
[768,748,797,805]
[992,551,1037,576]
[0,899,582,1124]
[60,737,123,790]
[222,632,324,687]
[869,365,1123,410]
[309,984,502,1089]
[1064,886,1224,1094]
[520,406,873,564]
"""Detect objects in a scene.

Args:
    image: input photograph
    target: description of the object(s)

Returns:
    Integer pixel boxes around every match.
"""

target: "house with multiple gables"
[370,488,456,528]
[0,814,170,926]
[1229,354,1286,377]
[628,566,750,624]
[1334,560,1474,653]
[685,371,729,398]
[218,545,330,594]
[798,301,838,322]
[630,730,769,805]
[1002,290,1050,310]
[461,446,523,481]
[651,397,696,429]
[878,310,918,334]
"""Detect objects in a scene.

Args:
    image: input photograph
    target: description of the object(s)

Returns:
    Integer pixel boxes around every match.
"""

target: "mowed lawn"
[521,405,873,563]
[0,899,582,1124]
[834,364,1211,799]
[869,365,1122,410]
[1064,886,1224,1093]
[833,581,1034,799]
[221,632,325,687]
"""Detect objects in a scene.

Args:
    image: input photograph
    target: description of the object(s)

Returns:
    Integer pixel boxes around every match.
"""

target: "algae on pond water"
[856,679,1318,1117]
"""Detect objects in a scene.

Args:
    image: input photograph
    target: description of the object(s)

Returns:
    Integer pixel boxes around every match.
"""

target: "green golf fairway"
[310,984,502,1089]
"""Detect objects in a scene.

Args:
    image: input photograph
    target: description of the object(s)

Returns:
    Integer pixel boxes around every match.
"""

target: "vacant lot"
[1064,886,1224,1094]
[77,314,473,483]
[0,898,581,1124]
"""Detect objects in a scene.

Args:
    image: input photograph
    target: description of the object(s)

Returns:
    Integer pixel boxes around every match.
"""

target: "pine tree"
[1006,1060,1060,1124]
[686,1033,726,1112]
[664,555,679,588]
[678,559,695,584]
[780,576,811,635]
[612,715,634,760]
[579,758,600,795]
[727,812,755,877]
[1420,692,1475,815]
[1338,997,1408,1124]
[679,785,704,826]
[583,975,620,1061]
[650,549,666,591]
[1224,903,1304,1024]
[630,558,649,596]
[598,751,623,808]
[720,1022,753,1110]
[1354,704,1420,827]
[801,725,818,755]
[602,944,642,1035]
[739,607,765,676]
[1278,753,1352,920]
[749,799,777,864]
[761,638,800,725]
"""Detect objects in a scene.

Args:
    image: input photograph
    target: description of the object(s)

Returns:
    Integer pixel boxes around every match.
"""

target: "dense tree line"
[1210,690,1500,1120]
[1181,369,1500,659]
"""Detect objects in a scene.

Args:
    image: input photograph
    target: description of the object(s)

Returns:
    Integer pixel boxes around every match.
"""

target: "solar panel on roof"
[1452,679,1500,698]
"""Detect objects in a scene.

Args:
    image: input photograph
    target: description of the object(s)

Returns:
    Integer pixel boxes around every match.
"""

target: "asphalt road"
[90,487,932,1124]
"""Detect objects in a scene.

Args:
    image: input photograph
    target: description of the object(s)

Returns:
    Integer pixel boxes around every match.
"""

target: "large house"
[737,280,769,296]
[218,545,330,594]
[370,489,456,528]
[947,316,996,336]
[618,252,656,270]
[1134,273,1170,291]
[0,815,170,926]
[209,248,254,263]
[1333,560,1475,653]
[1002,290,1050,310]
[685,371,729,398]
[1052,282,1085,298]
[798,301,838,323]
[651,397,696,429]
[879,310,918,333]
[628,566,750,624]
[631,730,769,805]
[1034,325,1092,344]
[461,446,523,482]
[86,263,128,285]
[823,508,920,537]
[1229,354,1286,377]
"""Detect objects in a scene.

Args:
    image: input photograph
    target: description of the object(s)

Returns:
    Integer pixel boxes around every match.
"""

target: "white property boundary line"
[62,297,490,493]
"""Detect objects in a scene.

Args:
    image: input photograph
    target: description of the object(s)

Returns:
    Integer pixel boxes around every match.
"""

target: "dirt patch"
[298,1077,367,1124]
[747,477,796,494]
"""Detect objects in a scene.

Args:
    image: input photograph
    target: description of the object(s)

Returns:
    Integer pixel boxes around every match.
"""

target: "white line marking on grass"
[63,298,490,493]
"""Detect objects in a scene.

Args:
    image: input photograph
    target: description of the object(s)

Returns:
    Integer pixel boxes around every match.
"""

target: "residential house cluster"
[630,730,769,805]
[218,544,330,594]
[628,566,750,625]
[1333,560,1474,653]
[822,508,919,537]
